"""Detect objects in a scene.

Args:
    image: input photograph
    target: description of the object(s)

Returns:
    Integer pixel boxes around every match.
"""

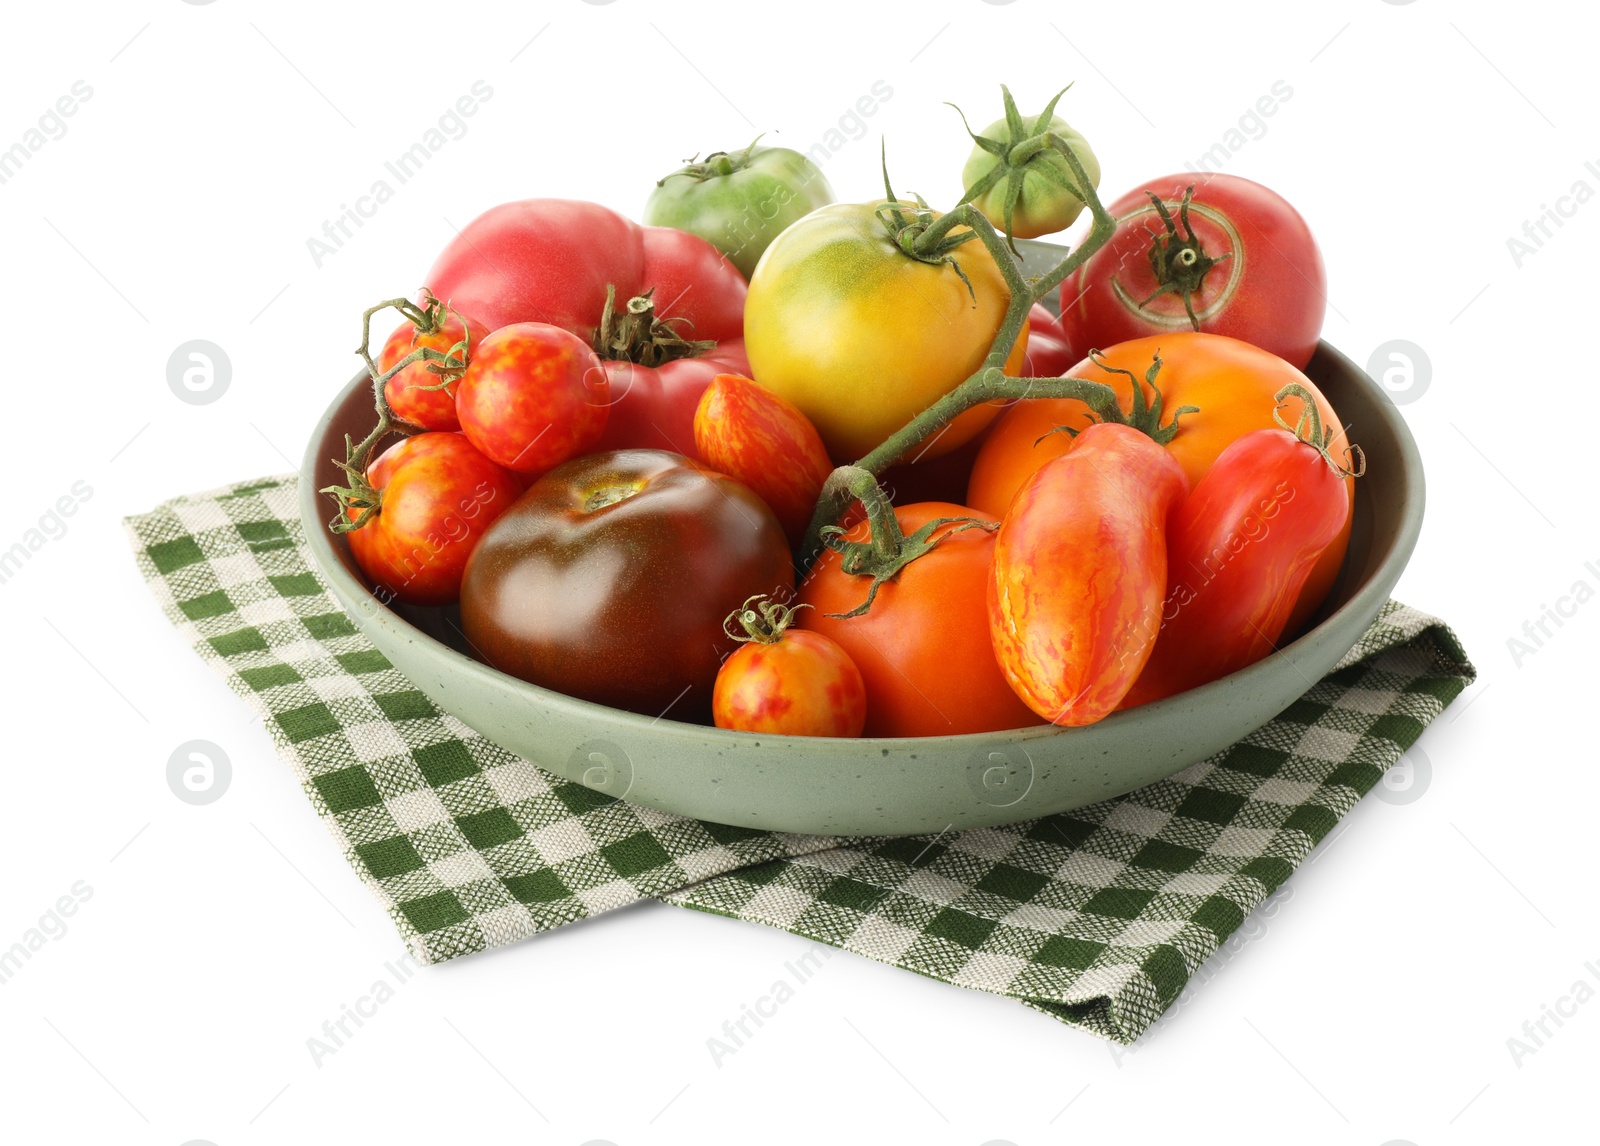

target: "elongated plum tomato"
[455,323,609,475]
[1122,415,1354,708]
[459,450,794,720]
[345,432,522,607]
[713,601,866,737]
[1059,173,1325,368]
[378,304,487,432]
[744,201,1027,463]
[693,373,833,546]
[799,503,1044,737]
[988,423,1187,726]
[969,333,1352,635]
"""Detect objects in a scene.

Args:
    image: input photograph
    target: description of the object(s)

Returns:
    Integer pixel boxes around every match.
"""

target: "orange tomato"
[693,374,833,546]
[968,333,1353,634]
[798,502,1044,737]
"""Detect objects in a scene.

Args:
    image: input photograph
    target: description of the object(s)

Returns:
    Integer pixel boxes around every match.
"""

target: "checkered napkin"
[127,475,1474,1043]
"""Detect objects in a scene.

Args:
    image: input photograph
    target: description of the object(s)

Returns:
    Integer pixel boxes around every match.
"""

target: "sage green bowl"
[300,338,1422,837]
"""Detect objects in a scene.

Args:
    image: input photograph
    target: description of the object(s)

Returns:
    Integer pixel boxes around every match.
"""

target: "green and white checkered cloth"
[127,475,1474,1043]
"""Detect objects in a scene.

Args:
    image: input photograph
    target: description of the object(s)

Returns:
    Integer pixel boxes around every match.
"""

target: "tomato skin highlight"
[596,340,751,462]
[378,308,487,432]
[988,424,1188,726]
[968,333,1352,634]
[799,502,1045,738]
[346,432,522,607]
[713,630,867,737]
[693,373,834,546]
[1122,428,1351,708]
[744,201,1026,463]
[456,323,609,475]
[1060,173,1325,369]
[459,450,794,720]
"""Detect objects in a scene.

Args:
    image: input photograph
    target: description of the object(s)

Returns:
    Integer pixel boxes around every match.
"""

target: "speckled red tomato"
[693,372,833,545]
[345,432,522,606]
[378,304,487,432]
[713,628,866,737]
[456,323,608,474]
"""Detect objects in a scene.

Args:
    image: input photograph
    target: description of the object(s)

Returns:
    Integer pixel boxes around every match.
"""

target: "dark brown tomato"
[458,449,794,719]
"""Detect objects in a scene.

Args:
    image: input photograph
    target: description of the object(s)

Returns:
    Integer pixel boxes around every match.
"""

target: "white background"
[1,1,1594,1142]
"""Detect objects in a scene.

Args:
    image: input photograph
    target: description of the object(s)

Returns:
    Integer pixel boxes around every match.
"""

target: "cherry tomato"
[693,373,833,546]
[456,323,609,475]
[459,450,793,719]
[1122,405,1355,708]
[799,502,1043,737]
[712,598,866,737]
[377,302,486,432]
[989,423,1188,726]
[744,200,1027,462]
[345,432,522,607]
[968,333,1353,634]
[1059,173,1326,368]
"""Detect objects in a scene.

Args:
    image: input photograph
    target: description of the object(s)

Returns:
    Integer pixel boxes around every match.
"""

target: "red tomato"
[988,423,1188,726]
[597,339,751,461]
[345,432,522,607]
[456,323,609,475]
[799,502,1044,737]
[713,599,866,737]
[422,199,746,344]
[460,450,794,719]
[1060,174,1325,368]
[1020,303,1076,378]
[377,302,487,432]
[693,373,833,545]
[1122,415,1354,708]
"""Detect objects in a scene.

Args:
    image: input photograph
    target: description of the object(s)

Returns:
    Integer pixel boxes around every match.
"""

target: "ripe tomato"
[744,201,1028,463]
[459,450,793,719]
[645,142,836,280]
[1059,173,1325,368]
[988,424,1188,726]
[594,338,751,463]
[456,323,609,475]
[1021,303,1075,378]
[1123,411,1354,708]
[377,300,486,432]
[345,432,522,607]
[799,502,1043,737]
[693,373,833,546]
[423,199,746,344]
[712,597,866,737]
[968,333,1353,633]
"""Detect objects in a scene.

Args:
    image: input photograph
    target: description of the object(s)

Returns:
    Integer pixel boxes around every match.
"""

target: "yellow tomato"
[744,201,1026,463]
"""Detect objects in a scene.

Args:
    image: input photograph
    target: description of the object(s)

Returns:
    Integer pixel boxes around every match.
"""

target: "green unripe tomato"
[644,143,835,280]
[961,115,1101,239]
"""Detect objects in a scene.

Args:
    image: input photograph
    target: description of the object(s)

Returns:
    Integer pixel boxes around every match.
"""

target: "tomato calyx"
[723,593,807,644]
[1140,185,1233,330]
[950,83,1094,254]
[591,284,717,368]
[874,144,981,304]
[817,466,997,619]
[1274,383,1366,479]
[1036,349,1199,449]
[323,294,476,533]
[661,133,767,185]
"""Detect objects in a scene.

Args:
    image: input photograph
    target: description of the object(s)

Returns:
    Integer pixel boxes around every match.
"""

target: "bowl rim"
[299,338,1423,749]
